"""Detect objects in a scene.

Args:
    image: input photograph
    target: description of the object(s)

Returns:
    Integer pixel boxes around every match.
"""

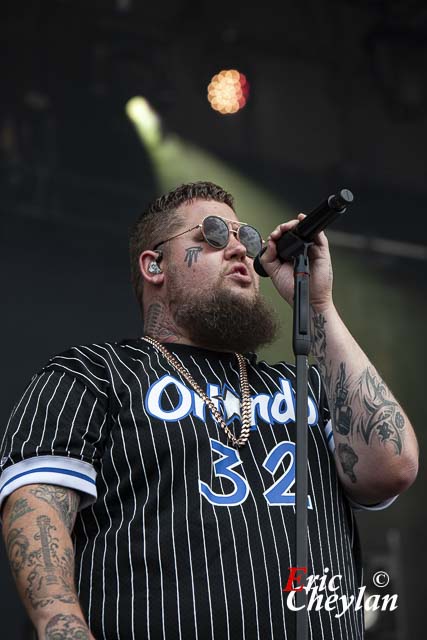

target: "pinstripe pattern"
[0,338,369,639]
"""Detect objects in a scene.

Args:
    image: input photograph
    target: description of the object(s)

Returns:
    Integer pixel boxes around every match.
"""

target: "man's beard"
[171,283,280,354]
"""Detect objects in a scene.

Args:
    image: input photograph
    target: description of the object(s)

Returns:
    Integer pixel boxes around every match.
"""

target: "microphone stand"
[253,188,354,640]
[292,243,312,640]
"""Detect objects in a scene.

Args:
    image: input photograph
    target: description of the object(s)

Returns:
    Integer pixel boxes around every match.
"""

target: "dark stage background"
[1,1,426,638]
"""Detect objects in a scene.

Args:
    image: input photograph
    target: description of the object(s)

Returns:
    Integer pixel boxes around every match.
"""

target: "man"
[0,181,418,639]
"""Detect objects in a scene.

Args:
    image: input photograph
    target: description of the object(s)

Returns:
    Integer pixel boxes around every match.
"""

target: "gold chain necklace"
[142,336,252,448]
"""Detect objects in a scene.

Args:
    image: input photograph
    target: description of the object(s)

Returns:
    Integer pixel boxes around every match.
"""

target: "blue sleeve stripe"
[0,466,96,494]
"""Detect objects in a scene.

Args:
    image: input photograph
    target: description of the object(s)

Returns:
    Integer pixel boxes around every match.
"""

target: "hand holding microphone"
[254,189,354,276]
[254,189,354,311]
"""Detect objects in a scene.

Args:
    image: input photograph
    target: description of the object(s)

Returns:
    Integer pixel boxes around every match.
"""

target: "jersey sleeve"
[308,363,397,512]
[0,345,110,512]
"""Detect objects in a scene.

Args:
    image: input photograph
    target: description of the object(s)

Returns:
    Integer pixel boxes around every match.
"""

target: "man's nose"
[224,230,247,260]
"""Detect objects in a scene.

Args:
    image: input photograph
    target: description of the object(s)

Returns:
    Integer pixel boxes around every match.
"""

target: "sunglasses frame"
[153,215,264,258]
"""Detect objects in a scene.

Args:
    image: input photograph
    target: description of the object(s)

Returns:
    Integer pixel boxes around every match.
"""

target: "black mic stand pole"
[292,242,312,640]
[253,188,354,640]
[288,191,353,640]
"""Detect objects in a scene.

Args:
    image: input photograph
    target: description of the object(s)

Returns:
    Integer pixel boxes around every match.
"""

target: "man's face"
[154,198,279,353]
[163,198,260,305]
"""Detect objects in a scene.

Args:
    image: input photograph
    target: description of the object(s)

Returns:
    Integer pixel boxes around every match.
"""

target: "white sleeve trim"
[0,455,97,512]
[347,495,398,512]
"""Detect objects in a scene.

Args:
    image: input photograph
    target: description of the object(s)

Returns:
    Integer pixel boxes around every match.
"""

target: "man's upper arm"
[309,366,399,513]
[2,483,81,534]
[0,362,109,513]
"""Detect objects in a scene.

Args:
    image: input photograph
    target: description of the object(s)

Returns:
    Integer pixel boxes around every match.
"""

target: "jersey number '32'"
[199,438,313,508]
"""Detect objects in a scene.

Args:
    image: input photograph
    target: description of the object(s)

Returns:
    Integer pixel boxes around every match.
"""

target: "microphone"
[253,188,354,277]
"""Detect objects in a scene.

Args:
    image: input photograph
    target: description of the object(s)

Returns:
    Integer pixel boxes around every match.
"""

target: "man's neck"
[143,298,189,344]
[143,300,237,353]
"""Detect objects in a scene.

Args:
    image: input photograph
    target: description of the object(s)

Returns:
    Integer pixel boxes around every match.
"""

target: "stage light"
[125,97,161,148]
[207,69,250,115]
[363,590,380,631]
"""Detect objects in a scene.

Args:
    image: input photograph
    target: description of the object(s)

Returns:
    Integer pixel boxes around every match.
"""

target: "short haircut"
[129,181,235,317]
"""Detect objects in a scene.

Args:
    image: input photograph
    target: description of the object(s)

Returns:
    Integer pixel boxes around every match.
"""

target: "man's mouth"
[225,265,252,284]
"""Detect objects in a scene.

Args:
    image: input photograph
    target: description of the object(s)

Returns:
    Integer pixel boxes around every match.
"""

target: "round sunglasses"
[153,215,263,258]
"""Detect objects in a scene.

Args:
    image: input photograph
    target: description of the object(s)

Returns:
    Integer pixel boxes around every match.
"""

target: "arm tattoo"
[353,368,406,454]
[6,527,29,576]
[8,497,35,525]
[184,246,203,267]
[333,362,354,436]
[338,444,358,483]
[29,486,79,532]
[311,312,332,391]
[45,613,90,640]
[312,310,406,455]
[6,516,77,609]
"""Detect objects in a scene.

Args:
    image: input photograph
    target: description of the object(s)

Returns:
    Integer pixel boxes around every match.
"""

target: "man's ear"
[139,250,165,285]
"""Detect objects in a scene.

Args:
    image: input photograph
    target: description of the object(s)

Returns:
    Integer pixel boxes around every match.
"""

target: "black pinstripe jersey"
[0,339,366,640]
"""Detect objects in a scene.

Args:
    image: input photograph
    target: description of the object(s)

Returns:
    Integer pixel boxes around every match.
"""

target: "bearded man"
[0,181,418,639]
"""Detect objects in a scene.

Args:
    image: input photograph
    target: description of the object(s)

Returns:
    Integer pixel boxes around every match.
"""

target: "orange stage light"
[207,69,250,115]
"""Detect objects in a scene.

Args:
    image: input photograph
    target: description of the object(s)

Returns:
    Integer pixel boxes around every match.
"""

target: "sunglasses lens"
[203,216,230,248]
[238,225,263,257]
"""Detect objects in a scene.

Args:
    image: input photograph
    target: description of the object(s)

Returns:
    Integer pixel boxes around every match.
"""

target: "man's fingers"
[296,212,328,246]
[269,219,300,240]
[268,213,329,249]
[268,213,308,240]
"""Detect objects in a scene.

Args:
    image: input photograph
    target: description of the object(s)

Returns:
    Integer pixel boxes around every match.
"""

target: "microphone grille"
[338,189,354,205]
[329,189,354,211]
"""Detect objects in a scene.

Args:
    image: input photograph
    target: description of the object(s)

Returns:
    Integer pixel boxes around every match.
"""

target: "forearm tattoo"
[338,444,358,483]
[312,312,332,392]
[6,515,77,609]
[45,613,90,640]
[312,311,406,475]
[184,246,203,267]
